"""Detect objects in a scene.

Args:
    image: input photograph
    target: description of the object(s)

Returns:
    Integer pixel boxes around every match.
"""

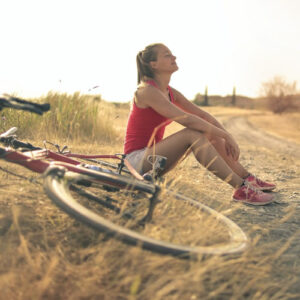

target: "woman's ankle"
[242,172,251,179]
[229,176,244,189]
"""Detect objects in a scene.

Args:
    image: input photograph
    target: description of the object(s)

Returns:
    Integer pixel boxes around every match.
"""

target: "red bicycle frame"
[0,147,143,180]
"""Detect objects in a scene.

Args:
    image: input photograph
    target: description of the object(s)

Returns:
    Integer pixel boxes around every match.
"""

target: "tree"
[232,86,236,106]
[260,76,297,114]
[203,86,209,106]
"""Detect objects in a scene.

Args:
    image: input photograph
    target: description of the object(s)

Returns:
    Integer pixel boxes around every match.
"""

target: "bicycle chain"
[0,166,42,185]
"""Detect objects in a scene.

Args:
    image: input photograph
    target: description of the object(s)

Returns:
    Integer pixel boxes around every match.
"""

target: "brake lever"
[43,140,70,154]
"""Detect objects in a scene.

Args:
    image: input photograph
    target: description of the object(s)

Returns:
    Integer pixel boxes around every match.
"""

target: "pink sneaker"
[233,184,274,206]
[245,174,276,191]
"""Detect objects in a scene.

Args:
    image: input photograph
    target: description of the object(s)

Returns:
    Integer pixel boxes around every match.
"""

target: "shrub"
[0,92,118,143]
[260,76,298,114]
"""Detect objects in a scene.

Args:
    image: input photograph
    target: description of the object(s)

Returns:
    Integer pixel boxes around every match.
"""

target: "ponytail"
[136,43,163,84]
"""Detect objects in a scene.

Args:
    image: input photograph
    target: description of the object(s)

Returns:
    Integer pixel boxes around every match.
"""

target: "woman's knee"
[209,136,224,147]
[181,128,207,145]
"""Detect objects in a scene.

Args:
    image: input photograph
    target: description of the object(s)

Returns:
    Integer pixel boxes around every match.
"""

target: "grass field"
[0,94,299,300]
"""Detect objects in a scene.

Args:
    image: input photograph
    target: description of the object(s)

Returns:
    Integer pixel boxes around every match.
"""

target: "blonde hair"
[136,43,164,84]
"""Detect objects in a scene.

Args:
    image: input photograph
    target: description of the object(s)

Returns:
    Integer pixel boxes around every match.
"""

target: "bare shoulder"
[136,83,157,97]
[135,84,166,108]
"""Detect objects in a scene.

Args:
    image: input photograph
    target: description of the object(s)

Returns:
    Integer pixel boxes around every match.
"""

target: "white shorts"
[125,148,147,174]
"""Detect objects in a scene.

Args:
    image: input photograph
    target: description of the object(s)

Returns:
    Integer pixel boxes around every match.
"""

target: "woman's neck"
[152,74,171,92]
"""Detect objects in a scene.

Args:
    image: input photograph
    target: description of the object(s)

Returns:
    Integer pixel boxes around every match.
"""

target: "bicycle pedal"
[143,173,154,182]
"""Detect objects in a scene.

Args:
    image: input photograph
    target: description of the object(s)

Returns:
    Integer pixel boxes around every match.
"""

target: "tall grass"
[0,92,118,143]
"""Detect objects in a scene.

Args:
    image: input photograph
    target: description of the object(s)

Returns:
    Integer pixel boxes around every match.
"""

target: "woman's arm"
[170,87,240,160]
[136,85,239,158]
[171,88,227,131]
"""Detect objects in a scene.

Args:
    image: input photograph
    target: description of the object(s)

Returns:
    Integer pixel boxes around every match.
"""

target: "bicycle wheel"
[43,165,248,258]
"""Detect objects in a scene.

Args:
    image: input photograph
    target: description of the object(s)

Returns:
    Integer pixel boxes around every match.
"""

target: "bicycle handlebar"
[0,128,41,150]
[0,136,41,150]
[0,94,50,115]
[12,139,41,150]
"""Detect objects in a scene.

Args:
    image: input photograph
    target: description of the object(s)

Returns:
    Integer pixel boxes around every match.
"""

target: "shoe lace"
[250,173,268,185]
[243,182,263,195]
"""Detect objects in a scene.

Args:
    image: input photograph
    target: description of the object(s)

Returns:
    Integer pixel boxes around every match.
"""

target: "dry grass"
[0,104,299,299]
[0,92,120,143]
[248,112,300,144]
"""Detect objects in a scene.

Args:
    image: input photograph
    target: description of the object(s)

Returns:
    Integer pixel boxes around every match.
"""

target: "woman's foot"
[244,174,276,191]
[232,184,274,206]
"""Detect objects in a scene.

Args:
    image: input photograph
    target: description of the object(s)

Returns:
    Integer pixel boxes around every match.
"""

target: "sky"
[1,0,299,102]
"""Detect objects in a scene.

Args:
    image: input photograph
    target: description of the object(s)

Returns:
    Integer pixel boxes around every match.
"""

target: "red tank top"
[124,80,174,154]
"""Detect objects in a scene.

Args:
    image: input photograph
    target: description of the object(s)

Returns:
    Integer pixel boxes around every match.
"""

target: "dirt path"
[223,114,300,294]
[224,115,300,159]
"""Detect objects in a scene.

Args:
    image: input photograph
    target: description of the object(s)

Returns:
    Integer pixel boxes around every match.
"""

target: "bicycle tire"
[43,165,248,258]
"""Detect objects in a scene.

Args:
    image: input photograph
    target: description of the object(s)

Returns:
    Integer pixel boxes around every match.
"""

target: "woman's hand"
[225,134,240,161]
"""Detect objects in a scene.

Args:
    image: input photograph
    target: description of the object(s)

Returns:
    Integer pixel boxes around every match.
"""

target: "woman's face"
[150,45,178,74]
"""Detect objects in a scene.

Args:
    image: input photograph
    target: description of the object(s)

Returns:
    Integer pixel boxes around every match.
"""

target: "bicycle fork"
[139,184,161,225]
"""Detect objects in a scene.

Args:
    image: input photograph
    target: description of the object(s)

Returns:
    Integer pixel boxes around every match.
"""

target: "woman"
[124,43,276,205]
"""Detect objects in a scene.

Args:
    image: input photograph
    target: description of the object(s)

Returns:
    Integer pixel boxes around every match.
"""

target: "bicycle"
[0,127,248,257]
[0,96,248,258]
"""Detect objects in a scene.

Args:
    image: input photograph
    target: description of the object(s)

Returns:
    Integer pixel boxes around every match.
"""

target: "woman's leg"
[142,128,243,188]
[209,137,249,179]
